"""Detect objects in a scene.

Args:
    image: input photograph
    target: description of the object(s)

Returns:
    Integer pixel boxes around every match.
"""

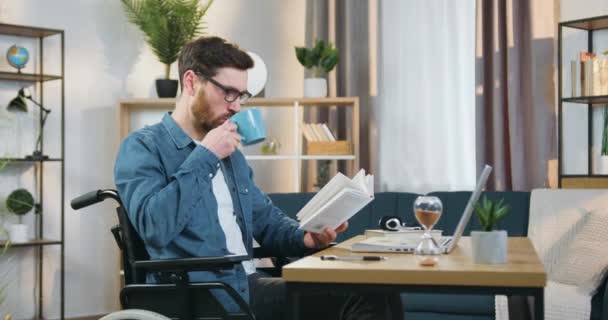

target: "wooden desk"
[283,236,546,319]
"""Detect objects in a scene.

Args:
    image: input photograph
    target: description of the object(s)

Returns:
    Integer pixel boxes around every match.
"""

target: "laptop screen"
[444,164,492,253]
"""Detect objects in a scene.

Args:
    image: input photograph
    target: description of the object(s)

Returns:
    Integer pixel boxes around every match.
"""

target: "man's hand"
[201,120,241,159]
[303,221,349,249]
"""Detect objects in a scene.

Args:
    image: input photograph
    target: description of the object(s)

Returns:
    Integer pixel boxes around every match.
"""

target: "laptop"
[351,164,493,254]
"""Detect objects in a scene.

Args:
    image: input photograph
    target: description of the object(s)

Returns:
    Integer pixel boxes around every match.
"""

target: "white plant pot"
[471,230,508,264]
[304,78,327,97]
[8,224,29,243]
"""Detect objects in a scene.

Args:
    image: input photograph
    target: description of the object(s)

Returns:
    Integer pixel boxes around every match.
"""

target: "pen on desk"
[320,255,387,261]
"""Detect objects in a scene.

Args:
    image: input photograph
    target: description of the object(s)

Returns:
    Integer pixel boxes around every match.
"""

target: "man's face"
[191,67,247,132]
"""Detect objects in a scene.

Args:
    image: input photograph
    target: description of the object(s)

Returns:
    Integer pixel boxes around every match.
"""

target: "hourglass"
[413,196,443,266]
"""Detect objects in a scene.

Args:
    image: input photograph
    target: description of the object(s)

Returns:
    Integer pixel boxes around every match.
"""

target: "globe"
[6,45,29,70]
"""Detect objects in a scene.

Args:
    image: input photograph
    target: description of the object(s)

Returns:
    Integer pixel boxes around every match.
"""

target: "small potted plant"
[295,39,339,97]
[121,0,214,98]
[471,196,510,264]
[314,160,331,190]
[6,188,34,243]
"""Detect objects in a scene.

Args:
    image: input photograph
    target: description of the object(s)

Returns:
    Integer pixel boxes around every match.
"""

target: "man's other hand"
[304,221,348,249]
[201,120,241,159]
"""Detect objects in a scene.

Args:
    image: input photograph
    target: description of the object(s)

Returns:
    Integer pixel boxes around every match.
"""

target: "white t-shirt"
[212,167,256,275]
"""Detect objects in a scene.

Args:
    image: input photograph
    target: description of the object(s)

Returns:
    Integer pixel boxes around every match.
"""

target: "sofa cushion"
[544,281,592,320]
[551,208,608,295]
[528,189,608,320]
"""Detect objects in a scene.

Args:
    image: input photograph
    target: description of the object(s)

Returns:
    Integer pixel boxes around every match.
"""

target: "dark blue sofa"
[269,191,608,320]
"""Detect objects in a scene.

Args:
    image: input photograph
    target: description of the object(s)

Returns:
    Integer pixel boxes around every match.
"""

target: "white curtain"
[375,0,476,193]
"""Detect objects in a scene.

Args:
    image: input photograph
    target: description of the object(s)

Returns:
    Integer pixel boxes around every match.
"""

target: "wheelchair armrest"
[134,254,249,273]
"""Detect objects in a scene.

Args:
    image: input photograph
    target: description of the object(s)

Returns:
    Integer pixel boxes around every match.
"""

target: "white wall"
[560,0,608,174]
[0,0,305,318]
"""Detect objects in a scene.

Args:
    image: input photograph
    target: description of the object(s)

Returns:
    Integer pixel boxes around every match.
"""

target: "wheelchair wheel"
[99,309,171,320]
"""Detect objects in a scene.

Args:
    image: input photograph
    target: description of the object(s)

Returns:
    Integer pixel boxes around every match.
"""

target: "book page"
[296,172,352,221]
[299,188,373,233]
[296,169,368,221]
[351,169,366,192]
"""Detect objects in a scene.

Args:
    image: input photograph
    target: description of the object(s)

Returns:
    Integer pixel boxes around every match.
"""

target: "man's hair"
[178,36,254,90]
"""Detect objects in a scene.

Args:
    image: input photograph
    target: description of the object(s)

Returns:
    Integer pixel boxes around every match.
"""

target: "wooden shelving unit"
[0,22,65,319]
[558,15,608,188]
[118,97,360,192]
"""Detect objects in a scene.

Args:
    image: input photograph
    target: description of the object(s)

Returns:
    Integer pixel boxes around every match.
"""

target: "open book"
[297,169,374,233]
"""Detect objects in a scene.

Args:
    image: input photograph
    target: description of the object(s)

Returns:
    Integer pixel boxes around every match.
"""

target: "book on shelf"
[297,169,374,233]
[580,51,596,96]
[585,58,594,95]
[597,58,608,95]
[320,123,336,141]
[571,60,577,97]
[303,123,319,141]
[302,124,316,141]
[302,123,338,142]
[313,123,327,141]
[310,123,326,141]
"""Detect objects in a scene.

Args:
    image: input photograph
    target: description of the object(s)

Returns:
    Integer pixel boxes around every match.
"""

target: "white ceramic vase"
[471,230,507,264]
[303,78,327,97]
[8,224,29,243]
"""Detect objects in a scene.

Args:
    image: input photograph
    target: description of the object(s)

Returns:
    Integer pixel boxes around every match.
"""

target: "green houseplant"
[121,0,213,97]
[471,196,510,264]
[295,39,339,97]
[5,188,34,243]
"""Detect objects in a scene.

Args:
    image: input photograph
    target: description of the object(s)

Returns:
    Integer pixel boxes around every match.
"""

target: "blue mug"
[230,107,266,145]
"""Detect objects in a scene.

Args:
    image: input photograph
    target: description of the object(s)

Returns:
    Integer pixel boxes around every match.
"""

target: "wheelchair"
[71,189,262,320]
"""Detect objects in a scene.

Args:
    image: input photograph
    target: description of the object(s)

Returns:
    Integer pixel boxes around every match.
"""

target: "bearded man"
[114,36,402,320]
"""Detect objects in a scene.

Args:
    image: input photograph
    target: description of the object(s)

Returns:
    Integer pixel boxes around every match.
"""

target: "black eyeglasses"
[195,72,252,104]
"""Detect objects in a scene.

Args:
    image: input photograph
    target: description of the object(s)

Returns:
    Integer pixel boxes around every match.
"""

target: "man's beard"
[191,92,230,133]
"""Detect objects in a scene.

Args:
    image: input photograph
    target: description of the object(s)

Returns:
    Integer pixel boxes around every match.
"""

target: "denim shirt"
[114,113,309,309]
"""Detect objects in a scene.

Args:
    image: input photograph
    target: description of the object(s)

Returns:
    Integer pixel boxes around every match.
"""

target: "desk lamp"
[6,88,51,160]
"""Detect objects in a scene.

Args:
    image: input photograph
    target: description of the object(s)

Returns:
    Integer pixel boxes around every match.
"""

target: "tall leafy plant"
[295,39,340,78]
[121,0,213,79]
